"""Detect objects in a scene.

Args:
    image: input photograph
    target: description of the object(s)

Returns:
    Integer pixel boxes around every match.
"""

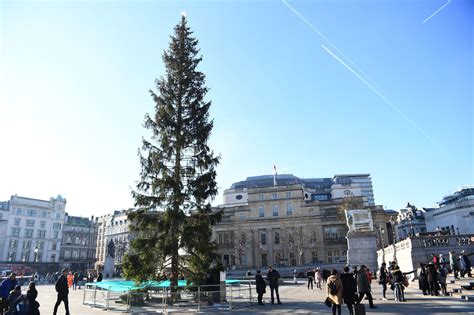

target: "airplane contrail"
[423,0,452,23]
[321,44,433,143]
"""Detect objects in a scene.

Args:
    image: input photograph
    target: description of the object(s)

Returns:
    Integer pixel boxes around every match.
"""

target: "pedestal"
[346,232,378,272]
[103,256,115,278]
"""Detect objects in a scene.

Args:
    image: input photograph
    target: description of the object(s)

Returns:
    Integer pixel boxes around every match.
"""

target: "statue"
[106,239,115,258]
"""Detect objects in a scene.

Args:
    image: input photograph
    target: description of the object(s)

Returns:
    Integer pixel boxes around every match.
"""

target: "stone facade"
[377,234,474,273]
[95,210,131,272]
[214,174,389,269]
[0,195,66,265]
[425,187,474,235]
[60,214,98,271]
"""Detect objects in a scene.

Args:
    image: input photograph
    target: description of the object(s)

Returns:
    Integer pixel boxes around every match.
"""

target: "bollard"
[106,289,110,310]
[93,287,97,307]
[197,285,201,312]
[228,285,232,310]
[82,288,86,305]
[248,281,252,304]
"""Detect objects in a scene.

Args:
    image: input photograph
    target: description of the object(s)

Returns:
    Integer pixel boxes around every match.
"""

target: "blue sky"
[0,0,472,216]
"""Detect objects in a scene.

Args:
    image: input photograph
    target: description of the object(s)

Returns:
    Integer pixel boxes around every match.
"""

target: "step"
[461,295,474,301]
[461,285,474,290]
[452,288,462,293]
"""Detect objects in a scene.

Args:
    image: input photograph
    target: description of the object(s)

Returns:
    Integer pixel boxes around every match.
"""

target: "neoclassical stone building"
[214,174,391,269]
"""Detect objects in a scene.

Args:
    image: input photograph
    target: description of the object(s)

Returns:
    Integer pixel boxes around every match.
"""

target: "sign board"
[345,209,374,233]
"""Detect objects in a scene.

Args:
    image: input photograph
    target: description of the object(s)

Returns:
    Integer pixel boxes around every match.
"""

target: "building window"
[261,253,267,267]
[35,241,44,250]
[40,221,46,228]
[56,214,61,220]
[312,251,318,263]
[14,218,21,226]
[26,209,37,217]
[9,239,18,249]
[51,254,56,262]
[7,251,16,262]
[37,230,46,239]
[23,240,31,250]
[260,232,266,245]
[272,205,279,217]
[26,219,35,227]
[16,208,22,215]
[286,191,291,198]
[25,229,33,238]
[239,213,245,221]
[52,243,57,251]
[53,223,61,230]
[0,213,2,219]
[274,231,280,244]
[323,226,346,241]
[11,228,20,237]
[272,193,277,200]
[41,211,47,218]
[54,231,59,239]
[289,252,296,266]
[258,206,265,218]
[258,194,264,201]
[286,204,293,216]
[21,251,30,262]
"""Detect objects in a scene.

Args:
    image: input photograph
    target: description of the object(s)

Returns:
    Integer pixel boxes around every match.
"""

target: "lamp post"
[389,217,396,244]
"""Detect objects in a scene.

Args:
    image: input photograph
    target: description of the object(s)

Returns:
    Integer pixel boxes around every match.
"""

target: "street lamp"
[389,217,396,244]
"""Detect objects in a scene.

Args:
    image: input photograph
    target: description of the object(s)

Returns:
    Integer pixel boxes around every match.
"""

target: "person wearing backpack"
[327,269,343,315]
[53,269,70,315]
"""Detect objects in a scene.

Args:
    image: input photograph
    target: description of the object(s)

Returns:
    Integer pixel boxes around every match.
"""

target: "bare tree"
[232,225,251,269]
[281,222,317,266]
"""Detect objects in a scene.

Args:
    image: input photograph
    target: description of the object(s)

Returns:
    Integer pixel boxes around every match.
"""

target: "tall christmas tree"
[123,15,221,288]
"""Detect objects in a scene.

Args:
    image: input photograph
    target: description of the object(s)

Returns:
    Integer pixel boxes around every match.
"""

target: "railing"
[82,280,254,313]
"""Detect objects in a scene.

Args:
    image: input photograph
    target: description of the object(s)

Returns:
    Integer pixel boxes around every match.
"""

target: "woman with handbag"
[326,269,343,315]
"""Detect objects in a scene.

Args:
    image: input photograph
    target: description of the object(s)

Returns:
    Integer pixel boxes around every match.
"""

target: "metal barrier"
[83,280,254,313]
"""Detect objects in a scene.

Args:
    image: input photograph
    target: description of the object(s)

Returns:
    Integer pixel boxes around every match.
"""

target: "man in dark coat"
[340,266,357,315]
[53,268,70,315]
[255,270,266,305]
[0,273,18,313]
[266,266,282,304]
[426,263,439,296]
[418,263,429,295]
[356,265,376,309]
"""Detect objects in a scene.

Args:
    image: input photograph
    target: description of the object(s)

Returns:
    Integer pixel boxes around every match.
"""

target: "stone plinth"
[346,232,378,271]
[103,256,115,277]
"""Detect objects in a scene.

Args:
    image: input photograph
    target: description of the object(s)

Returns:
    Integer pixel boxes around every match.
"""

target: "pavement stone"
[30,280,474,315]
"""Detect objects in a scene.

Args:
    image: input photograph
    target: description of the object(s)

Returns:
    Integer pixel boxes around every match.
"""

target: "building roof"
[229,174,349,190]
[438,187,474,207]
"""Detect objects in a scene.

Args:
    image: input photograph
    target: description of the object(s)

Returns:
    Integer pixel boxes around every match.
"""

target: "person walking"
[431,253,439,269]
[293,269,298,284]
[378,263,388,300]
[315,269,323,289]
[356,265,376,309]
[73,272,79,290]
[426,262,439,296]
[340,266,357,315]
[327,269,343,315]
[97,272,103,282]
[449,250,460,279]
[53,268,70,315]
[307,268,314,290]
[255,270,266,305]
[1,273,18,314]
[460,250,472,278]
[5,285,22,313]
[27,282,40,315]
[438,263,448,296]
[266,266,282,305]
[418,263,429,295]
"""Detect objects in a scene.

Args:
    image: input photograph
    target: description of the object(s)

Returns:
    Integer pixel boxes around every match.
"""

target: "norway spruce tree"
[123,16,221,288]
